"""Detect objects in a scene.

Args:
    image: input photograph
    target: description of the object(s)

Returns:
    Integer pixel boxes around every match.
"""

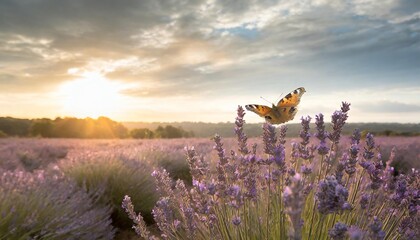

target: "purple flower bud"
[301,164,312,175]
[316,175,350,214]
[263,122,277,156]
[351,129,361,145]
[348,225,366,240]
[341,101,351,113]
[360,194,370,209]
[279,125,287,145]
[232,216,241,226]
[228,185,241,197]
[299,116,311,147]
[272,144,286,168]
[328,222,348,240]
[235,106,249,155]
[207,181,216,196]
[317,141,330,156]
[368,216,385,240]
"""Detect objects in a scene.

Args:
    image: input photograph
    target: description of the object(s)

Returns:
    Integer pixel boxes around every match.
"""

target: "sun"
[58,73,125,119]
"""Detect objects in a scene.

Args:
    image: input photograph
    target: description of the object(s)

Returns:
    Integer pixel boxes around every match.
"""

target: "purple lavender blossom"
[301,164,312,175]
[315,113,330,155]
[290,142,299,164]
[328,222,348,240]
[348,226,366,240]
[235,106,249,155]
[335,154,347,183]
[360,194,370,209]
[329,102,350,147]
[232,216,241,226]
[213,134,228,166]
[279,125,287,145]
[316,175,350,214]
[368,216,385,240]
[271,144,286,169]
[351,128,361,145]
[368,161,384,190]
[341,101,351,113]
[398,216,419,239]
[213,134,229,197]
[152,197,175,238]
[227,185,244,209]
[363,133,375,161]
[183,207,197,238]
[392,176,408,205]
[298,116,315,161]
[263,122,277,156]
[122,195,151,239]
[284,174,304,240]
[186,146,208,183]
[345,130,360,176]
[207,180,216,196]
[243,154,258,201]
[152,169,174,198]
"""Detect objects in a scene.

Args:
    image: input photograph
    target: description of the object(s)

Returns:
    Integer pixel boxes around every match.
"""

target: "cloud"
[358,100,420,113]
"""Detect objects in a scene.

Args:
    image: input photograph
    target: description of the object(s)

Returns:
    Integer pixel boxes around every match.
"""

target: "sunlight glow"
[58,73,126,118]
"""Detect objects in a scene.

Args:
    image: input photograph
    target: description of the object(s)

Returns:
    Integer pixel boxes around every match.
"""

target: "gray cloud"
[0,0,419,99]
[358,100,420,113]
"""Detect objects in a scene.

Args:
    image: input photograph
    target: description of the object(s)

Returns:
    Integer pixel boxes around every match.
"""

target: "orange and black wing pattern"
[277,87,306,108]
[245,104,272,117]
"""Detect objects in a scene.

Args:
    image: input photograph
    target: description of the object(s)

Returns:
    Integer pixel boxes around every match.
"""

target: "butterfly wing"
[245,104,272,118]
[277,87,306,108]
[275,106,298,123]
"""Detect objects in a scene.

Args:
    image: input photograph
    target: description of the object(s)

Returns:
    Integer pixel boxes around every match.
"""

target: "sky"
[0,0,419,123]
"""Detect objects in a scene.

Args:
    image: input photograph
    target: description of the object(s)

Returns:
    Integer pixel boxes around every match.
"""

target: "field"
[1,106,419,239]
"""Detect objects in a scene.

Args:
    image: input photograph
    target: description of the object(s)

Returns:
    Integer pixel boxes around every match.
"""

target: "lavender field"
[1,105,419,239]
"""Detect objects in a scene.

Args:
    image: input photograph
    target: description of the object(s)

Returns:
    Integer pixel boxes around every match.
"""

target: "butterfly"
[245,87,306,124]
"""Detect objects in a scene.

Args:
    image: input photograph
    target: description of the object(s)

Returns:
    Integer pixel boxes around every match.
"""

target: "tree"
[30,118,54,137]
[130,128,154,139]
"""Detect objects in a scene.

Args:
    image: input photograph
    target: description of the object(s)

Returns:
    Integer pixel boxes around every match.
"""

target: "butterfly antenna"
[275,93,284,104]
[260,96,274,105]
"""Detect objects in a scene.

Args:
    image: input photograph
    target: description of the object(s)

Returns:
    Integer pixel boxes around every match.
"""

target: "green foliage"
[0,130,7,138]
[61,157,158,229]
[30,118,54,137]
[155,125,194,138]
[130,125,194,139]
[0,116,129,138]
[130,128,154,139]
[29,116,128,138]
[0,169,115,239]
[144,149,192,184]
[0,117,31,136]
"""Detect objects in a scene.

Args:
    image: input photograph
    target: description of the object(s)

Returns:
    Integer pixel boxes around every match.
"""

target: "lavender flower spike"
[299,116,313,160]
[122,195,152,239]
[315,113,329,155]
[316,175,350,215]
[235,106,249,155]
[329,102,351,147]
[263,122,277,156]
[368,216,385,240]
[328,222,348,240]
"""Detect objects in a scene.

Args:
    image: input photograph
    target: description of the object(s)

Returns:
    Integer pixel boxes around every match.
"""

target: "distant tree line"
[0,117,195,139]
[130,125,194,139]
[123,122,420,138]
[0,117,127,138]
